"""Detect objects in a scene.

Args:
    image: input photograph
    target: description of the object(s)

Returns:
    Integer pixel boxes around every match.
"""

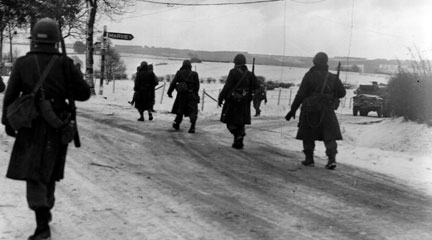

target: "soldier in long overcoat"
[167,60,200,133]
[133,61,158,121]
[1,18,90,239]
[285,52,346,169]
[218,54,259,149]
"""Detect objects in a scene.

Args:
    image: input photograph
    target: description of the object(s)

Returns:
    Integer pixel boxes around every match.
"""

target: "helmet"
[32,18,60,43]
[233,54,246,65]
[182,60,191,67]
[313,52,328,66]
[140,61,148,70]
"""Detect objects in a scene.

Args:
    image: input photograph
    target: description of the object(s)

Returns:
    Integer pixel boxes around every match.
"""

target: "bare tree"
[85,0,133,94]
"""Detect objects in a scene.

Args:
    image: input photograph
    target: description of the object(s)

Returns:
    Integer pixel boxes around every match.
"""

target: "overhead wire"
[344,0,355,82]
[135,0,284,6]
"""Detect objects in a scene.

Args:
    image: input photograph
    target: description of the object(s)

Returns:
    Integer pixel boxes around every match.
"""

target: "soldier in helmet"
[218,54,259,149]
[285,52,346,169]
[167,60,200,133]
[133,61,158,121]
[1,18,91,240]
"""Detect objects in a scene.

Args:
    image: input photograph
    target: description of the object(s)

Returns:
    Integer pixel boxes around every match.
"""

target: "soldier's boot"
[232,134,244,149]
[325,150,337,170]
[172,121,180,130]
[28,208,51,240]
[188,121,196,133]
[148,112,153,121]
[301,150,315,166]
[138,113,144,121]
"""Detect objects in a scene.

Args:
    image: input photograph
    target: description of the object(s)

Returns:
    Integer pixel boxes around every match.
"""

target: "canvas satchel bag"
[176,72,193,93]
[7,55,57,131]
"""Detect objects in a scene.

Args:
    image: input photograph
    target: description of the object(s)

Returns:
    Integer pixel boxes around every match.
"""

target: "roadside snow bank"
[343,117,432,155]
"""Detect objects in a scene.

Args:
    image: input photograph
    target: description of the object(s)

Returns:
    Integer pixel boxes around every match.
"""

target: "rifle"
[252,57,255,73]
[332,61,342,110]
[59,24,81,148]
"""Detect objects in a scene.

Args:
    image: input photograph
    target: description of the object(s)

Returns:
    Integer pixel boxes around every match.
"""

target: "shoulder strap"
[319,72,329,94]
[233,69,248,91]
[33,55,58,94]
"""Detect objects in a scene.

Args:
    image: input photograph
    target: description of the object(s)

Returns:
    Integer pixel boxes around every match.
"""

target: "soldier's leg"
[324,140,338,170]
[148,110,153,121]
[137,109,144,121]
[227,124,244,149]
[188,110,198,133]
[301,140,315,166]
[27,180,55,239]
[173,114,183,130]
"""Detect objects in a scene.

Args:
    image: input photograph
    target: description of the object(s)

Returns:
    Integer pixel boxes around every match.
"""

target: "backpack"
[6,55,58,131]
[176,72,193,93]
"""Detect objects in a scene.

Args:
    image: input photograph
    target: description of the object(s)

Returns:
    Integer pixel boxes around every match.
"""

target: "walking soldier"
[285,52,346,169]
[218,54,259,149]
[167,60,200,133]
[133,61,158,121]
[1,18,91,240]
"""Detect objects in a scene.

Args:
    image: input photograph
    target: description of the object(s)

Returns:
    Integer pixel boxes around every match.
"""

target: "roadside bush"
[387,50,432,123]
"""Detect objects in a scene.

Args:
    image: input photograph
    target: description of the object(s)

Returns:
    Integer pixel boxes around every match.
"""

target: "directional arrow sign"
[107,32,134,40]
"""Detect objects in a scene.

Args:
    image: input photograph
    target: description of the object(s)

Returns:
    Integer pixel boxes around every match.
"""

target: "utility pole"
[99,25,107,95]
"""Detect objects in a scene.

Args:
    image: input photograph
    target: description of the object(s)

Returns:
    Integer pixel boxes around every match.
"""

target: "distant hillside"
[113,44,410,75]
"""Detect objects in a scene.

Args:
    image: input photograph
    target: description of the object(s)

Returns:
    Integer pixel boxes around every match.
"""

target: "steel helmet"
[313,52,328,66]
[233,54,246,65]
[32,18,60,43]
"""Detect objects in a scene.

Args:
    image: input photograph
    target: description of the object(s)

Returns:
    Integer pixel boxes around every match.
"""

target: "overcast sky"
[102,0,431,60]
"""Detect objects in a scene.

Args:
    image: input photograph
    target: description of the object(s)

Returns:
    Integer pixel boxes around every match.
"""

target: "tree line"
[0,0,133,93]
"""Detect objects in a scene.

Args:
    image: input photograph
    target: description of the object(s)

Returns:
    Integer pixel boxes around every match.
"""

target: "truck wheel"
[377,109,382,118]
[353,106,359,116]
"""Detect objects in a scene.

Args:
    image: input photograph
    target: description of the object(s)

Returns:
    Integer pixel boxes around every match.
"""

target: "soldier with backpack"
[1,18,91,240]
[218,54,259,149]
[167,60,200,133]
[285,52,346,169]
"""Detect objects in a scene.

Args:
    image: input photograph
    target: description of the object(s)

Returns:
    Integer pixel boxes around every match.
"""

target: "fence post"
[277,88,282,105]
[288,88,292,106]
[160,80,166,104]
[217,89,221,108]
[201,89,205,111]
[349,97,352,109]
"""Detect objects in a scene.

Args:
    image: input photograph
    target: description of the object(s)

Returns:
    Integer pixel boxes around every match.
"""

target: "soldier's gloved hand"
[264,99,267,104]
[5,125,16,137]
[218,99,223,107]
[167,93,173,98]
[285,110,296,121]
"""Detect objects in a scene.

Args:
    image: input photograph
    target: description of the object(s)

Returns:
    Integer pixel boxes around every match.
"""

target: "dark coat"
[1,46,91,183]
[167,68,200,116]
[219,65,259,125]
[291,65,346,141]
[133,69,158,111]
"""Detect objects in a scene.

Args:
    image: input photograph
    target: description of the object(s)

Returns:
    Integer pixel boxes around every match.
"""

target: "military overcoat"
[167,68,200,117]
[133,69,158,111]
[219,65,259,125]
[1,47,90,183]
[291,65,346,141]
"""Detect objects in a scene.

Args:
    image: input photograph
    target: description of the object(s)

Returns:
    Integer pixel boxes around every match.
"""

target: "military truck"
[352,82,389,117]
